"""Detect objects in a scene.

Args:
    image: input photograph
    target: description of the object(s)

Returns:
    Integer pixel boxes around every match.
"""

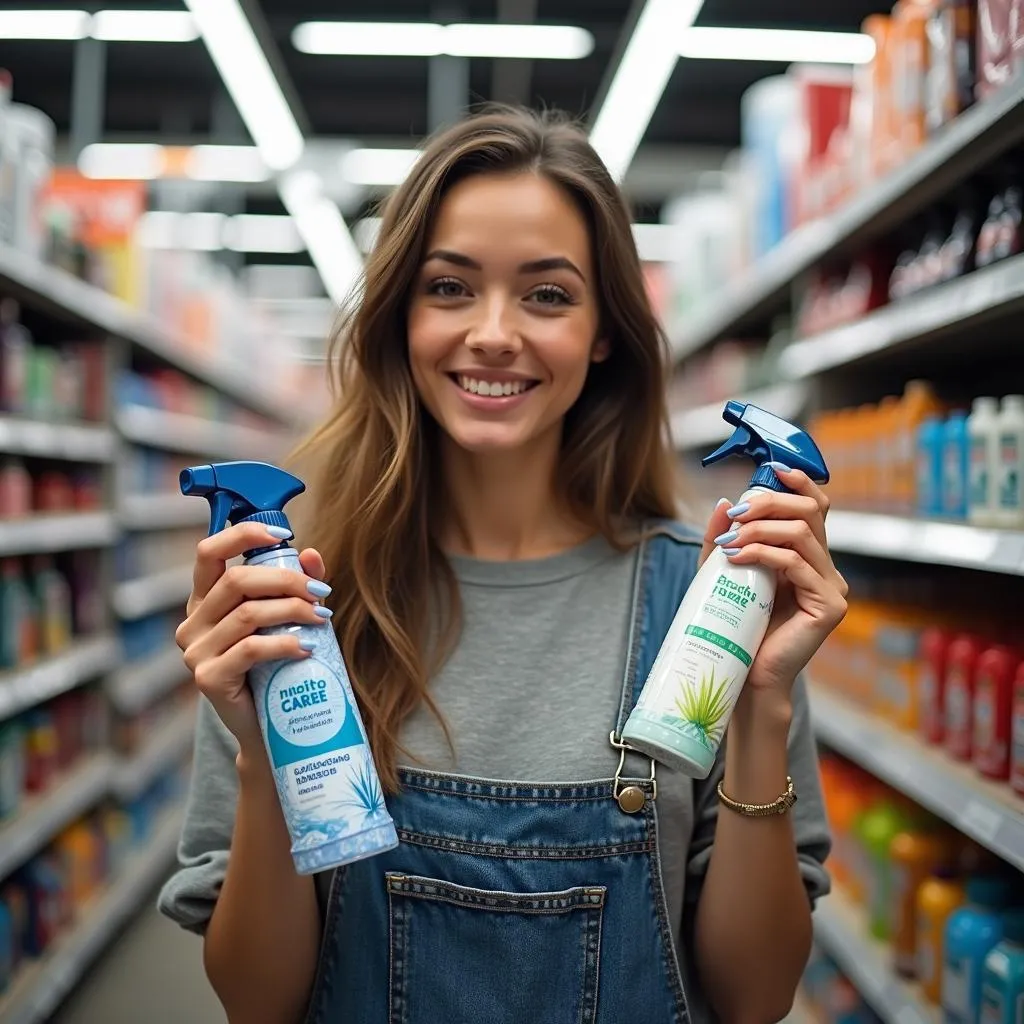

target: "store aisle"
[52,892,224,1024]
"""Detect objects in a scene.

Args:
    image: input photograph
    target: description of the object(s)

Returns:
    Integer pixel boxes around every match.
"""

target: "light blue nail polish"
[265,525,293,540]
[714,529,739,546]
[722,547,742,557]
[307,580,332,599]
[313,604,333,619]
[767,461,792,473]
[726,502,750,519]
[299,639,317,651]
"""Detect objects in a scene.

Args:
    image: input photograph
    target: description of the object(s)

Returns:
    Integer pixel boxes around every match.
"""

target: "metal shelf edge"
[107,645,188,716]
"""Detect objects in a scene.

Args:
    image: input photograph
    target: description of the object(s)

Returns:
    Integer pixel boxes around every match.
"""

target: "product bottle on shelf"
[918,415,948,517]
[943,876,1017,1024]
[973,644,1020,781]
[943,410,971,520]
[1009,661,1024,798]
[899,380,944,514]
[891,825,957,978]
[918,866,967,1003]
[859,794,917,940]
[996,395,1024,528]
[968,397,1001,527]
[920,624,955,744]
[981,908,1024,1024]
[0,299,31,416]
[946,633,985,761]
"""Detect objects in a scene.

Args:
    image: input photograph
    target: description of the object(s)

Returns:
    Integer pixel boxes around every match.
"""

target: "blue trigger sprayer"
[180,461,398,873]
[620,402,829,779]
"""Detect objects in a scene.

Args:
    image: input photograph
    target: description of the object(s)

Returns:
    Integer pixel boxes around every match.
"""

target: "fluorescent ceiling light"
[631,223,683,263]
[137,210,227,251]
[0,10,90,39]
[185,0,304,171]
[280,171,364,306]
[292,20,593,59]
[91,10,199,42]
[340,148,420,186]
[589,0,704,182]
[679,27,875,65]
[79,143,164,180]
[224,214,304,253]
[186,145,268,182]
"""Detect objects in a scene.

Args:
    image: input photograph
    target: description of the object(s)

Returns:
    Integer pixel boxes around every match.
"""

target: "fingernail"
[767,461,792,474]
[714,529,739,546]
[726,502,750,519]
[307,580,332,599]
[265,525,293,540]
[722,547,742,557]
[715,497,731,509]
[299,639,317,652]
[313,604,333,619]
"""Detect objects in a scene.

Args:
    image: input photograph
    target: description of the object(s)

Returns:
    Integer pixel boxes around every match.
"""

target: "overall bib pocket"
[386,873,606,1024]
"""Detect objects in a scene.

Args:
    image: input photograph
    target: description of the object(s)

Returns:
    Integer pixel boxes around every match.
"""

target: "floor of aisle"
[52,892,224,1024]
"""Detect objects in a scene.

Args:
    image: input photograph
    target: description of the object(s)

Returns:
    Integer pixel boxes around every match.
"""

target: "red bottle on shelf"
[945,633,984,761]
[920,627,954,744]
[973,645,1020,780]
[1010,663,1024,797]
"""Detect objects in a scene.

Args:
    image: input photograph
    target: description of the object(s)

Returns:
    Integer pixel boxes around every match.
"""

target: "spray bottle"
[181,461,398,874]
[620,402,830,778]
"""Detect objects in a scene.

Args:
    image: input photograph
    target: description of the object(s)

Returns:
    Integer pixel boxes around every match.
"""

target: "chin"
[445,425,533,454]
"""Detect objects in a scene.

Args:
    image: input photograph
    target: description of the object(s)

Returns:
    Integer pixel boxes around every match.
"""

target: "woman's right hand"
[175,522,332,751]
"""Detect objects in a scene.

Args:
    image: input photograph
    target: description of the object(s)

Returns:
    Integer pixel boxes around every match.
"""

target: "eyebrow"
[423,249,586,283]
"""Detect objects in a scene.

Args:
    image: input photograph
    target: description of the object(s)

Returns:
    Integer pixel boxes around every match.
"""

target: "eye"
[528,284,574,306]
[426,276,469,299]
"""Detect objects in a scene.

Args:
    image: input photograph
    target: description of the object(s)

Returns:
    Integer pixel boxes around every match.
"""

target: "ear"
[591,337,611,363]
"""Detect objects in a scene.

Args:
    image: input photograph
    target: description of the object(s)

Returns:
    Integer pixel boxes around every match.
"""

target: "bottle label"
[943,955,973,1019]
[921,666,938,733]
[945,440,965,513]
[947,670,969,739]
[980,984,1004,1024]
[970,435,991,511]
[999,432,1022,511]
[629,554,772,763]
[975,681,994,757]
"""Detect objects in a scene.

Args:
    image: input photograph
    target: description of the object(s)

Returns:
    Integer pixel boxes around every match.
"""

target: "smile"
[453,375,539,397]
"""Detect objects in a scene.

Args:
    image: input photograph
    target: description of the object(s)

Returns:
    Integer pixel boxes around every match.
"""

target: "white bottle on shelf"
[996,395,1024,529]
[967,397,1001,528]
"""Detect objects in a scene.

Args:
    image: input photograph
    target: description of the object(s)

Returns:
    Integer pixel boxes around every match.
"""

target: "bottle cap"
[701,401,829,494]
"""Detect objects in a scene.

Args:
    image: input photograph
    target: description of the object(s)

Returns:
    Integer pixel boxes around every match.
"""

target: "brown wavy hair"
[292,106,680,791]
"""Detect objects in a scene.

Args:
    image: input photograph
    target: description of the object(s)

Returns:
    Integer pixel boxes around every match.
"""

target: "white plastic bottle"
[968,397,1001,527]
[620,402,830,779]
[997,395,1024,528]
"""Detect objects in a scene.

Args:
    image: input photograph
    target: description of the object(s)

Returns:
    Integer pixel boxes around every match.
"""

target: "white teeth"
[457,376,531,397]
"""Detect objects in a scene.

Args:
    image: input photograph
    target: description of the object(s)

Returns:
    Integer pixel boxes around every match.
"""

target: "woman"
[160,107,844,1024]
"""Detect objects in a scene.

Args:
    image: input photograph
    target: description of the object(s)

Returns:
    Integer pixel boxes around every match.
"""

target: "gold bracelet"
[717,776,797,817]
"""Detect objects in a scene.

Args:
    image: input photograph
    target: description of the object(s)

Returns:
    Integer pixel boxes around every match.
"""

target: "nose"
[464,295,520,357]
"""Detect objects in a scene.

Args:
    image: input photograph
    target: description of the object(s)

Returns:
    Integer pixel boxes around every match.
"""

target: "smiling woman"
[159,106,835,1024]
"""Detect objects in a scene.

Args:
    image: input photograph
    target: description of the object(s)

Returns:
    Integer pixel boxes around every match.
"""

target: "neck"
[438,428,592,561]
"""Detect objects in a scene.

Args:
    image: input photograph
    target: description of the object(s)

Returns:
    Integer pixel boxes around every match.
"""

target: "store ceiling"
[3,0,890,148]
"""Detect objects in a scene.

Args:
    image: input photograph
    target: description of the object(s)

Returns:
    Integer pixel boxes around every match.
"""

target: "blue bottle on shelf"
[181,461,399,875]
[981,908,1024,1024]
[943,876,1015,1024]
[942,412,970,520]
[917,415,946,517]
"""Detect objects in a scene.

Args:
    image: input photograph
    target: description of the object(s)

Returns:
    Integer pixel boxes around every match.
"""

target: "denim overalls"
[304,523,702,1024]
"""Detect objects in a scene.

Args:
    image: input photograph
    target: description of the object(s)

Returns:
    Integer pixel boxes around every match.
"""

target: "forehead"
[426,171,592,267]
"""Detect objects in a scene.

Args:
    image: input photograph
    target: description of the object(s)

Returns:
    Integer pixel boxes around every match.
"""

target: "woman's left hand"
[698,464,848,697]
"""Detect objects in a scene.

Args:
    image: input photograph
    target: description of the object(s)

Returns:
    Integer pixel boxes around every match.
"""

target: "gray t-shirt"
[159,534,831,1012]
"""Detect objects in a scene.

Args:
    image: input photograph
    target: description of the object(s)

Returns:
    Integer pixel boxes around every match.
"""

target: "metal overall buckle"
[609,731,657,814]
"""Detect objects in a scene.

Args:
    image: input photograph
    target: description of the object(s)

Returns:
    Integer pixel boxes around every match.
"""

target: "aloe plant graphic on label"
[673,666,733,751]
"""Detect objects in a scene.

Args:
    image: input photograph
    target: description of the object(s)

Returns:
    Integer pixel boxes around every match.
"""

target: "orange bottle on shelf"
[917,867,968,1003]
[894,380,944,513]
[875,395,901,510]
[859,403,880,507]
[863,14,896,180]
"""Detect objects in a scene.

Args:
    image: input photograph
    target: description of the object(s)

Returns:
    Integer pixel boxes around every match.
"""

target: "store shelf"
[0,635,122,722]
[119,492,208,532]
[814,888,938,1024]
[110,705,195,802]
[0,417,116,462]
[107,645,188,716]
[112,566,193,621]
[116,404,286,461]
[0,754,113,880]
[825,510,1024,576]
[0,242,297,426]
[779,252,1024,379]
[0,802,184,1024]
[671,382,809,451]
[0,511,119,557]
[670,76,1024,361]
[812,688,1024,872]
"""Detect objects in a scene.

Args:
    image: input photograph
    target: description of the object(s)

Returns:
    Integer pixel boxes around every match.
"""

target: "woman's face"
[407,171,607,457]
